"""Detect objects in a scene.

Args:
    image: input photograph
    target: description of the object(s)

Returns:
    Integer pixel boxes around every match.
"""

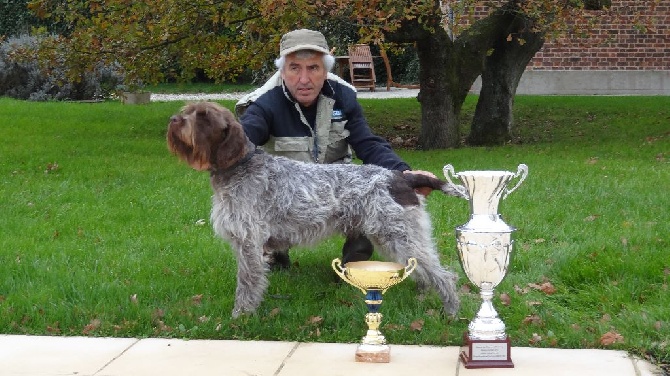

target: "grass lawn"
[0,95,668,369]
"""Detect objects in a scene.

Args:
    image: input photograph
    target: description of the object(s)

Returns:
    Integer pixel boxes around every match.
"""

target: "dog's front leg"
[231,242,269,318]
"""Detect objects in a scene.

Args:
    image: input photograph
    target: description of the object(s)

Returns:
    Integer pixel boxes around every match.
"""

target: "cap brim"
[281,44,330,57]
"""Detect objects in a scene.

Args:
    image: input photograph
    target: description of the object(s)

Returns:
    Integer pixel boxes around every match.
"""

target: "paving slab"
[98,338,297,376]
[459,347,641,376]
[0,335,137,376]
[281,342,460,375]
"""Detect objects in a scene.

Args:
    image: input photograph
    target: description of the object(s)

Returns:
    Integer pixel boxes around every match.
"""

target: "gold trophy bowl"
[332,258,417,363]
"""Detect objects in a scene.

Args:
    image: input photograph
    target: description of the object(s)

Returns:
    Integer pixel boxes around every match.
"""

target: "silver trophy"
[444,164,528,369]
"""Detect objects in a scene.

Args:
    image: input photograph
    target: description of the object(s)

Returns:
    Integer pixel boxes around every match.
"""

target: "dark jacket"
[235,72,411,171]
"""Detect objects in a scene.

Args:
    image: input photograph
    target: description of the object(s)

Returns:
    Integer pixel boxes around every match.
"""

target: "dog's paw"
[231,307,253,319]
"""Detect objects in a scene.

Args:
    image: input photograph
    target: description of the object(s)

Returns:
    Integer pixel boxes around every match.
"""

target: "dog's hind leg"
[407,242,461,317]
[371,212,461,316]
[231,241,269,318]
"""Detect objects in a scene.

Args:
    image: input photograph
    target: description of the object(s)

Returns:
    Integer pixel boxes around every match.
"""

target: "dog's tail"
[403,173,469,199]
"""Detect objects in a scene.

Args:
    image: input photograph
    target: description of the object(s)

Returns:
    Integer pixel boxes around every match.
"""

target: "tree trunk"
[467,30,544,146]
[415,31,461,149]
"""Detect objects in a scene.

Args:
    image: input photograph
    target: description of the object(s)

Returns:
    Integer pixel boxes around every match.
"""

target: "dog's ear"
[214,109,250,170]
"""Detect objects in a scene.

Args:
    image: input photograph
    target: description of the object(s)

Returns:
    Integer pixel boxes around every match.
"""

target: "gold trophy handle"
[404,257,418,278]
[332,258,367,294]
[382,257,418,293]
[503,164,528,199]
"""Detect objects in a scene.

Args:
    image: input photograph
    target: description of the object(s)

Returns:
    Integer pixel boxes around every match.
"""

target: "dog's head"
[167,101,249,171]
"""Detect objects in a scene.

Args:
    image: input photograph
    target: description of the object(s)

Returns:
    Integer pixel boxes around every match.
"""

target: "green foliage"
[0,96,668,366]
[0,34,124,100]
[26,0,324,87]
[0,0,34,37]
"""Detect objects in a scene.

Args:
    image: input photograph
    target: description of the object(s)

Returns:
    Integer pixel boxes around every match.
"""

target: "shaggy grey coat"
[167,101,464,318]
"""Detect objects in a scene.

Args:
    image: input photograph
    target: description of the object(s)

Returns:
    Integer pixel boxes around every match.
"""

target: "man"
[235,29,434,268]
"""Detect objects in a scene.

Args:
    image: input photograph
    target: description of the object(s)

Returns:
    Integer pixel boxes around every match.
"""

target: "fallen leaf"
[130,294,138,304]
[539,282,556,295]
[529,282,556,295]
[191,294,203,305]
[584,214,600,221]
[269,307,281,317]
[82,318,101,334]
[514,284,530,294]
[44,162,59,173]
[151,308,165,320]
[156,320,171,332]
[307,316,323,325]
[522,315,543,325]
[46,324,61,334]
[529,333,542,344]
[600,331,624,346]
[499,293,511,306]
[410,319,424,331]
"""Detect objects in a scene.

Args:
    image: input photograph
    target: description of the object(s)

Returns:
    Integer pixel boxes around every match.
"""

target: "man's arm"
[238,103,271,146]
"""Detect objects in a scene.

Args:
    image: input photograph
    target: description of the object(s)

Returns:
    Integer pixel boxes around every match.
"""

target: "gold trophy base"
[460,332,514,368]
[356,344,390,363]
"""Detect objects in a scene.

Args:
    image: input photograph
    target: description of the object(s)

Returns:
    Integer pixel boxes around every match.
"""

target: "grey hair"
[275,50,335,72]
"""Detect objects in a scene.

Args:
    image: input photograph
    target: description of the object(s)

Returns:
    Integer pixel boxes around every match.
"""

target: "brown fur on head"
[167,101,250,171]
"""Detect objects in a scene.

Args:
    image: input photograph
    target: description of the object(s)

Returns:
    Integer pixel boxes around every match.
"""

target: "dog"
[167,101,465,318]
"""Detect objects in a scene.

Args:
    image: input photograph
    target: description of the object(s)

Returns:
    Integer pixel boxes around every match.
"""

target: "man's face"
[281,51,327,107]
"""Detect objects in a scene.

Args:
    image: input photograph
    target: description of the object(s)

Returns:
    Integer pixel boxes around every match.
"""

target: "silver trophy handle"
[503,164,528,199]
[443,164,469,199]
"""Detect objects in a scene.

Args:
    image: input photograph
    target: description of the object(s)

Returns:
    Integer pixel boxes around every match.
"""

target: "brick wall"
[529,0,670,71]
[456,1,670,71]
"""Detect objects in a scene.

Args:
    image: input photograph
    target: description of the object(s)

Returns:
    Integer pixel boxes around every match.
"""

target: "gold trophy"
[332,258,417,363]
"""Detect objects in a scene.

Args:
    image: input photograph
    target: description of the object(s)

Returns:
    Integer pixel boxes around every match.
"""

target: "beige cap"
[279,29,330,57]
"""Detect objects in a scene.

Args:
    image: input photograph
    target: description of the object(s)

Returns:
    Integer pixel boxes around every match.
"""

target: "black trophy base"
[460,332,514,369]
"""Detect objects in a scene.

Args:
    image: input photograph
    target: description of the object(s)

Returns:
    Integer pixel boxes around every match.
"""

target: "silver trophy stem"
[468,282,507,340]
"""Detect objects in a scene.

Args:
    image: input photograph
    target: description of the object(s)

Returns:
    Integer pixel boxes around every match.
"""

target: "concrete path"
[0,334,663,376]
[150,87,420,102]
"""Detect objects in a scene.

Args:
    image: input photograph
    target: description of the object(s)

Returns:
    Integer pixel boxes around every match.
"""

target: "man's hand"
[403,170,437,197]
